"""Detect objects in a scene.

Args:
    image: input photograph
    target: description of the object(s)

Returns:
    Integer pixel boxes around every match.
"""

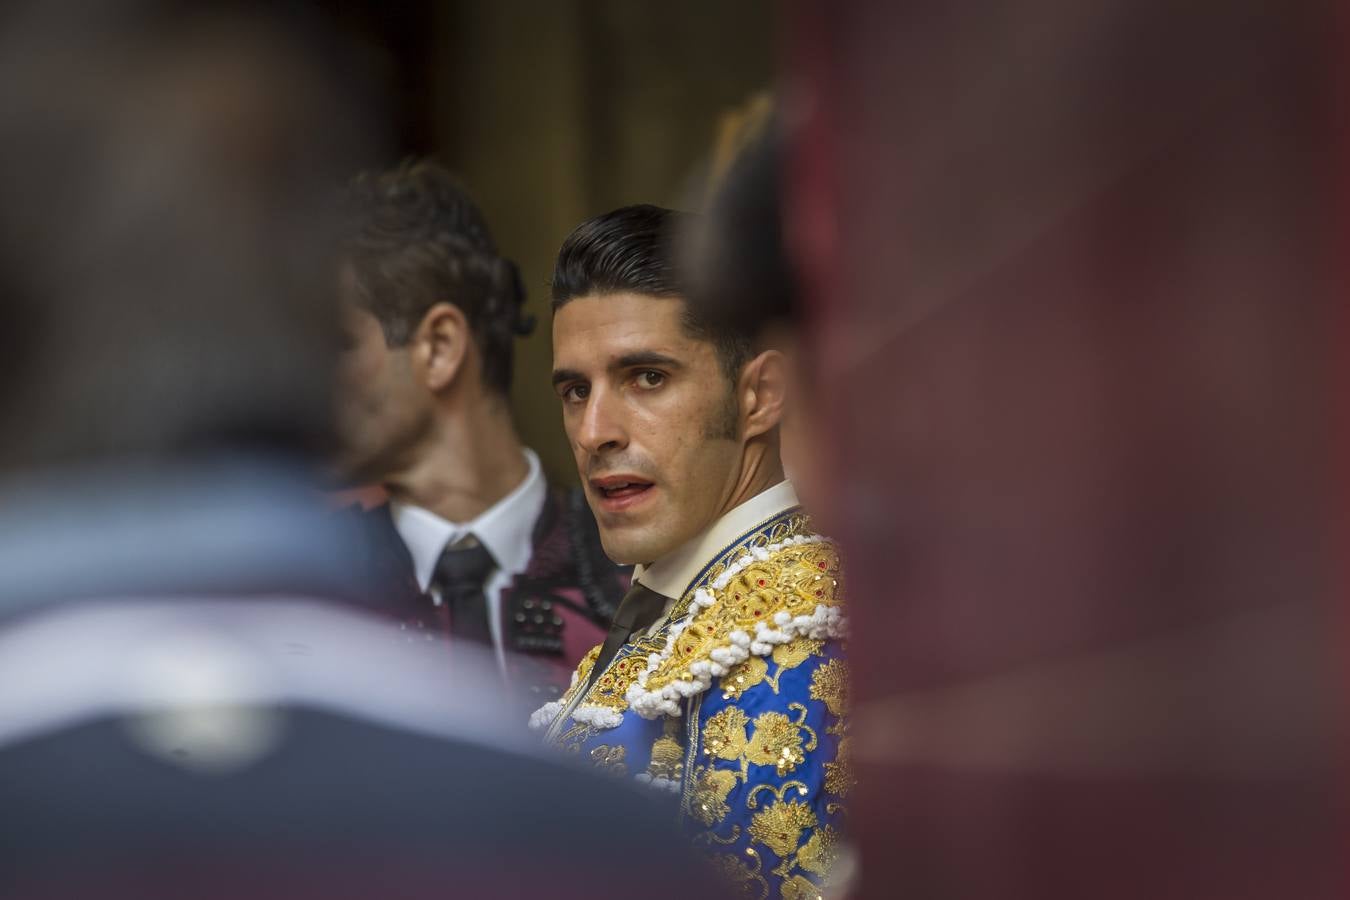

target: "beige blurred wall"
[428,1,775,485]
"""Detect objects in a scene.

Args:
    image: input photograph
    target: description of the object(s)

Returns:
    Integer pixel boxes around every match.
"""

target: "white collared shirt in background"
[390,449,547,671]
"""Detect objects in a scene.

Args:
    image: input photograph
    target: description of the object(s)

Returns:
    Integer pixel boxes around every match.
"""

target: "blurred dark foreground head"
[0,2,365,471]
[0,7,716,899]
[682,121,836,522]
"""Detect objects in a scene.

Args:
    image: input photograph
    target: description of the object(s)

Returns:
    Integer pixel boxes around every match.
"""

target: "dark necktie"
[432,539,496,647]
[586,581,671,693]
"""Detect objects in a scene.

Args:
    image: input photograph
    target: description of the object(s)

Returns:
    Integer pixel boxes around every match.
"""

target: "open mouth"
[591,476,655,504]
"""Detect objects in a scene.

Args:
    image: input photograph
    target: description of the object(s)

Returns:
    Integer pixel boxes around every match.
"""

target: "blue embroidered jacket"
[532,506,850,900]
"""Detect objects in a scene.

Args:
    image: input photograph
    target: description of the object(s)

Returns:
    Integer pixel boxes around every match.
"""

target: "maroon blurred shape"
[790,1,1344,897]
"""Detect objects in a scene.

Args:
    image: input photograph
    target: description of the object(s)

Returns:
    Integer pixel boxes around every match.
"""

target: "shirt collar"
[390,448,547,591]
[633,479,800,600]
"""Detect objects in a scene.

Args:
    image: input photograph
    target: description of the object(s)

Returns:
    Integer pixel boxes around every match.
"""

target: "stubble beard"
[701,384,741,441]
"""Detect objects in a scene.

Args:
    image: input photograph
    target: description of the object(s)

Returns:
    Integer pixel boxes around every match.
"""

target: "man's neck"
[384,397,530,524]
[712,438,786,526]
[638,440,787,569]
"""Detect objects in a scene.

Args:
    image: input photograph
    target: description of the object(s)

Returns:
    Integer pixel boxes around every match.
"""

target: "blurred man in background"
[0,5,709,898]
[334,162,626,702]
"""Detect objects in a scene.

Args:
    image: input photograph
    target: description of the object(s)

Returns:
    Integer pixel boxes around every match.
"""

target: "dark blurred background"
[322,0,778,485]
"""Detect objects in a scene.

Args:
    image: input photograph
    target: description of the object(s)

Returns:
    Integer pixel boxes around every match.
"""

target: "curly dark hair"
[342,160,534,395]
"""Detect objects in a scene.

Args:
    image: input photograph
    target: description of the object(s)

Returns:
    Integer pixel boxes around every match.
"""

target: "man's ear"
[412,302,470,392]
[739,349,788,441]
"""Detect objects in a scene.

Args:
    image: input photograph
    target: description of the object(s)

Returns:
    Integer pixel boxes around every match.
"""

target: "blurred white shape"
[122,630,284,774]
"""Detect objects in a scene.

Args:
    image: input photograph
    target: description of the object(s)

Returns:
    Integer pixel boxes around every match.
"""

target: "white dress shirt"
[390,449,547,670]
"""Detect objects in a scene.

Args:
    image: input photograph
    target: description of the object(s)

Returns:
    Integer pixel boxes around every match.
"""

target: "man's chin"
[597,527,664,568]
[598,516,697,569]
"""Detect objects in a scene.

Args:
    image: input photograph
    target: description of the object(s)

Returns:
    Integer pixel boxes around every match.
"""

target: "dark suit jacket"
[351,486,629,703]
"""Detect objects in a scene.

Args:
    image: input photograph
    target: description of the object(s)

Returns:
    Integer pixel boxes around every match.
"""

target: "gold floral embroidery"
[556,721,593,754]
[809,658,848,717]
[707,852,772,900]
[542,643,653,745]
[703,706,750,760]
[780,874,824,900]
[589,744,627,776]
[720,655,769,700]
[646,717,685,781]
[547,510,821,746]
[689,766,739,826]
[640,541,842,699]
[772,637,824,671]
[745,711,805,776]
[824,734,855,798]
[691,824,742,847]
[747,798,817,858]
[585,646,651,710]
[572,644,601,689]
[796,825,841,877]
[723,637,826,701]
[694,511,815,595]
[709,850,769,900]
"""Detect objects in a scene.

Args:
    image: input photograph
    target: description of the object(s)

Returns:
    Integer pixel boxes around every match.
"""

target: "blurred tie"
[586,581,671,693]
[432,537,496,647]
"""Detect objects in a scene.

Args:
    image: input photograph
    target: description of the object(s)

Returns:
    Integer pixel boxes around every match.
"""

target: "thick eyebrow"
[550,367,584,388]
[550,352,684,389]
[615,351,683,371]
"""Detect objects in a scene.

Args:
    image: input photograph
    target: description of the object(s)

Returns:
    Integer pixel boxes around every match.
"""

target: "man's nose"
[576,386,628,456]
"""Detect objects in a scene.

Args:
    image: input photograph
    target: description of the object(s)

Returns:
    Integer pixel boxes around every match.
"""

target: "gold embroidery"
[689,766,739,826]
[556,721,593,754]
[549,645,601,714]
[780,874,824,900]
[573,644,601,689]
[772,637,824,671]
[747,798,817,858]
[585,646,650,711]
[647,717,684,781]
[809,658,848,717]
[723,636,825,701]
[708,848,769,900]
[746,779,809,807]
[691,823,742,847]
[745,711,805,776]
[695,511,815,596]
[824,734,855,798]
[703,706,750,760]
[546,623,683,744]
[547,510,820,747]
[788,702,820,751]
[720,656,769,700]
[796,825,841,877]
[641,541,842,700]
[589,744,627,776]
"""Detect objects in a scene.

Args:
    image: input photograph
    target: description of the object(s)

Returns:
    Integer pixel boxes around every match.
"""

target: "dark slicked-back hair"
[343,161,533,396]
[551,204,752,383]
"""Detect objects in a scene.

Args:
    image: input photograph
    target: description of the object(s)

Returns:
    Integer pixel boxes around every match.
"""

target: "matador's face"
[551,292,745,566]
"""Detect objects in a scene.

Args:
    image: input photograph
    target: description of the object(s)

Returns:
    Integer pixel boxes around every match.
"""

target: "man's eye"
[563,384,590,402]
[635,370,665,389]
